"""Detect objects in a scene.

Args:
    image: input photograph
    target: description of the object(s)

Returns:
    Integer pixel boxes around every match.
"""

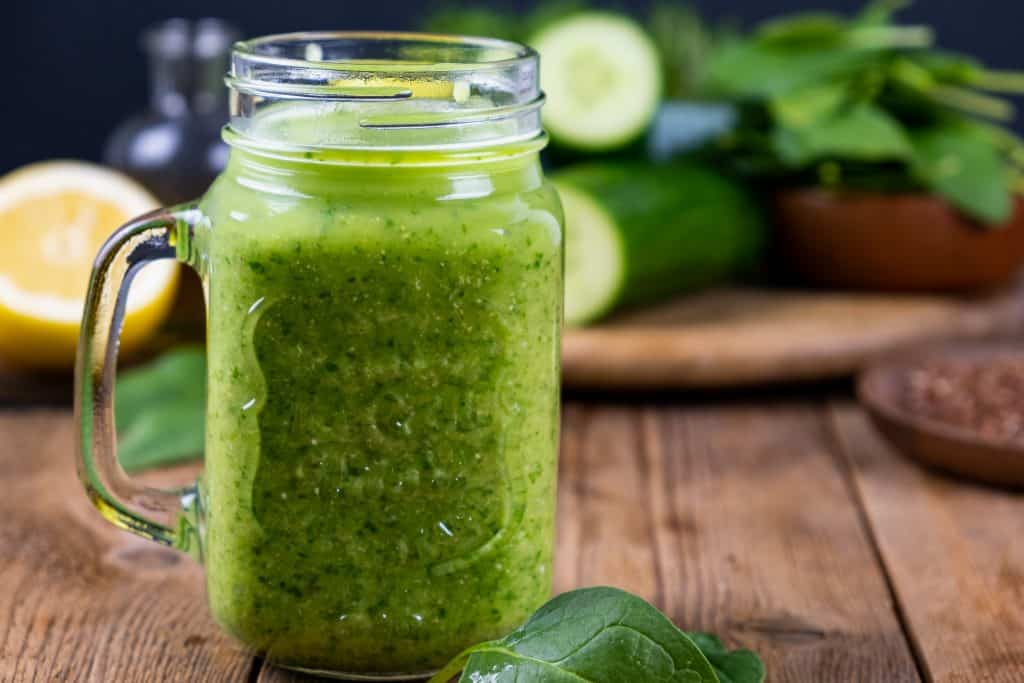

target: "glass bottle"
[104,18,239,205]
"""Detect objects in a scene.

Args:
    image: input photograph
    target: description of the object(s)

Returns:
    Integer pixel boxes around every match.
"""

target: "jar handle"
[75,203,204,553]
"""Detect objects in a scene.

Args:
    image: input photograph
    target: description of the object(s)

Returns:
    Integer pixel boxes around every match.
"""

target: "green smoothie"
[197,110,562,674]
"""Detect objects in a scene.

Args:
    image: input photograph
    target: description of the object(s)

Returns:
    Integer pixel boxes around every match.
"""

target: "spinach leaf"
[911,122,1013,224]
[907,50,982,86]
[706,41,876,98]
[772,103,913,166]
[699,0,1023,225]
[430,587,759,683]
[756,13,849,48]
[688,633,765,683]
[769,84,848,128]
[115,347,206,472]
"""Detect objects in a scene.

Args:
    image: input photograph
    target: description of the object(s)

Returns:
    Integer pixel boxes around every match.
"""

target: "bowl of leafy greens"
[702,0,1024,291]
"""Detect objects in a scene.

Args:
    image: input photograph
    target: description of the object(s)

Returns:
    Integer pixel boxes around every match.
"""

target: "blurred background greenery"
[5,0,1023,171]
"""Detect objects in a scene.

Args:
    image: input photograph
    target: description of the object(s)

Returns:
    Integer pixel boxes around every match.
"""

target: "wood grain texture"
[0,410,252,683]
[551,401,920,682]
[10,401,1019,682]
[562,286,1024,389]
[832,403,1024,683]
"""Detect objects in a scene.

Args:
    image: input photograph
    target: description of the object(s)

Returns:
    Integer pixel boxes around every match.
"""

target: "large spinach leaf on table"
[429,587,764,683]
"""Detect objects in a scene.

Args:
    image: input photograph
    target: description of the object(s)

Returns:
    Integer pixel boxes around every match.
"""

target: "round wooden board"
[562,285,1024,389]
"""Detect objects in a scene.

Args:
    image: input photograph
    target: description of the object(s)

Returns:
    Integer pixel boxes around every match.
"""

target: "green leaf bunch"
[703,0,1024,224]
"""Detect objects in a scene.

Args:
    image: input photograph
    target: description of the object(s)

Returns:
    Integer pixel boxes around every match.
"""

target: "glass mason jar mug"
[76,33,563,680]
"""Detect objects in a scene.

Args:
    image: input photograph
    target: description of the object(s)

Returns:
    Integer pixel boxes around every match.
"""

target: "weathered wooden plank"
[553,402,585,594]
[552,401,918,681]
[831,403,1024,683]
[558,404,662,600]
[0,410,252,683]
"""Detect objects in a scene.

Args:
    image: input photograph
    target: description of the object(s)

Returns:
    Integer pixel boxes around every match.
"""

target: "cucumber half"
[556,162,766,327]
[558,181,626,326]
[531,12,663,152]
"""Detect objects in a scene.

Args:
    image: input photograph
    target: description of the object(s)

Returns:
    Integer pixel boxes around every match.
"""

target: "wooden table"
[3,396,1024,682]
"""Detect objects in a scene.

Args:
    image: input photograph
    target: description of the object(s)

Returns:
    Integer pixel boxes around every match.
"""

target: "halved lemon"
[0,161,179,369]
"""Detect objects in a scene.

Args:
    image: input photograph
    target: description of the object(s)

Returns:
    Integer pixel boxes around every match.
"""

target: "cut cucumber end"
[556,181,626,326]
[531,12,663,152]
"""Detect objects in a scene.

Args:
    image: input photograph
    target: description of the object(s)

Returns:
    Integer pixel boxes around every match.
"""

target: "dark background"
[6,0,1023,173]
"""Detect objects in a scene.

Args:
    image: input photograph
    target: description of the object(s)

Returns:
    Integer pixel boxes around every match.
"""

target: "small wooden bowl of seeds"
[858,343,1024,488]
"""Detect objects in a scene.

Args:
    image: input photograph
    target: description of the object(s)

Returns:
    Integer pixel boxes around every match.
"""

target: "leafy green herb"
[115,347,205,472]
[428,587,764,683]
[699,0,1024,224]
[768,83,847,128]
[707,39,879,99]
[772,102,914,166]
[910,122,1013,223]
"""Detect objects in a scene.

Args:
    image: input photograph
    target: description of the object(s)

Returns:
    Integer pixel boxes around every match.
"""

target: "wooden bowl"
[775,190,1024,292]
[858,344,1024,488]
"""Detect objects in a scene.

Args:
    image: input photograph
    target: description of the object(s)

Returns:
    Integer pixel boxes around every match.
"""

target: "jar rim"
[225,31,544,154]
[235,30,536,66]
[229,31,538,97]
